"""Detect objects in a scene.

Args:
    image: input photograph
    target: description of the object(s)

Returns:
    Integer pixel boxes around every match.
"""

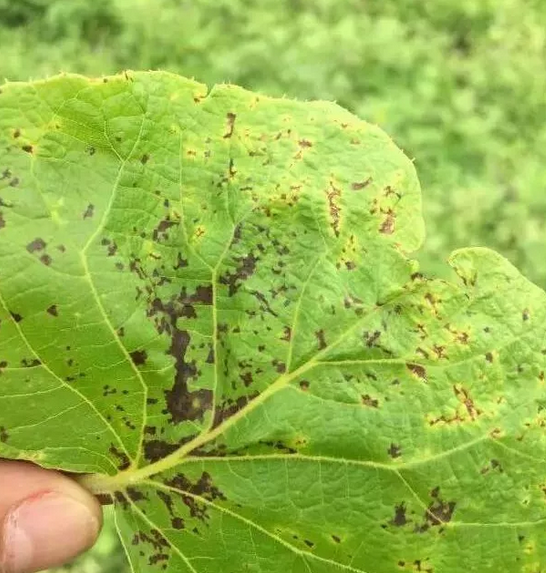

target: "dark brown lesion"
[315,329,327,350]
[163,471,227,523]
[26,238,46,253]
[40,254,52,266]
[453,384,481,421]
[46,305,58,317]
[223,112,236,139]
[390,503,408,527]
[82,204,94,219]
[152,218,177,242]
[144,439,179,463]
[352,178,372,190]
[361,394,379,408]
[388,443,401,458]
[280,327,291,342]
[165,471,227,502]
[156,490,186,530]
[326,182,342,237]
[10,311,23,323]
[144,283,215,431]
[423,487,456,528]
[109,444,131,470]
[21,358,40,367]
[406,363,426,380]
[163,329,213,425]
[364,330,381,348]
[212,392,259,428]
[129,350,148,366]
[219,253,258,296]
[379,209,396,235]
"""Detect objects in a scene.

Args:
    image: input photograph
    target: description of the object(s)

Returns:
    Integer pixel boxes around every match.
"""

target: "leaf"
[0,72,545,573]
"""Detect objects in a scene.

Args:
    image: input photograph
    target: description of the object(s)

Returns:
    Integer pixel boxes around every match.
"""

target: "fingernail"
[1,491,100,573]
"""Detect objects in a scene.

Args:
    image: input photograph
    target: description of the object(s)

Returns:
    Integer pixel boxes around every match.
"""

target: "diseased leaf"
[1,72,546,573]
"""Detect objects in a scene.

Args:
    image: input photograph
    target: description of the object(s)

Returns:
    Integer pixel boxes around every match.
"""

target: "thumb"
[0,460,102,573]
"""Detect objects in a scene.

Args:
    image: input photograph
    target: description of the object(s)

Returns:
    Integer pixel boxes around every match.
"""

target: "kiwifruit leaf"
[1,72,545,573]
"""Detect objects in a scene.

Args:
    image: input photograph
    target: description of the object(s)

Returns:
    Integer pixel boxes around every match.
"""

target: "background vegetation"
[1,0,545,569]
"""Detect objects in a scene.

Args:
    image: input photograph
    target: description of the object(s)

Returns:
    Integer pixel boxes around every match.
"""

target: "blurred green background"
[1,0,545,570]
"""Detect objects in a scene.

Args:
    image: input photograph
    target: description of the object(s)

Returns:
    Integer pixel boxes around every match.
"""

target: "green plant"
[1,71,546,572]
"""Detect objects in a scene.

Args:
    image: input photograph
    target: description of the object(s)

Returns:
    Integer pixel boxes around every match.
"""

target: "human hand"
[0,460,102,573]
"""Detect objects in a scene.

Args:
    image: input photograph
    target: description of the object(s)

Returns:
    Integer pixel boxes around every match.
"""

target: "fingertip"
[0,460,102,573]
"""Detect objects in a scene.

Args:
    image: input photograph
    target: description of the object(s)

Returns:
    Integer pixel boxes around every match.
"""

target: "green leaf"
[1,71,545,573]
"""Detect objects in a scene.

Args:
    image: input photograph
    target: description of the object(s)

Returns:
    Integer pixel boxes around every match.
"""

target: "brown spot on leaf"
[425,492,456,526]
[456,331,469,344]
[352,178,372,190]
[223,112,236,138]
[299,380,310,391]
[144,440,179,463]
[164,329,213,425]
[407,363,426,380]
[388,443,401,458]
[40,254,52,266]
[152,218,177,242]
[380,209,396,234]
[126,487,147,502]
[174,253,188,269]
[326,183,342,237]
[281,327,292,342]
[22,145,33,154]
[83,204,94,219]
[0,426,8,443]
[432,345,446,359]
[273,359,286,373]
[361,394,379,408]
[164,472,226,522]
[391,504,407,526]
[46,305,58,317]
[26,238,46,253]
[365,330,381,347]
[130,350,148,366]
[523,308,530,321]
[141,154,149,164]
[109,445,131,470]
[220,253,258,296]
[206,346,215,364]
[453,385,481,421]
[240,372,253,387]
[212,393,259,428]
[315,329,327,350]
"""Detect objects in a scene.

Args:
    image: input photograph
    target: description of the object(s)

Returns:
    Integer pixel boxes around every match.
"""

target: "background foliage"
[1,0,545,570]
